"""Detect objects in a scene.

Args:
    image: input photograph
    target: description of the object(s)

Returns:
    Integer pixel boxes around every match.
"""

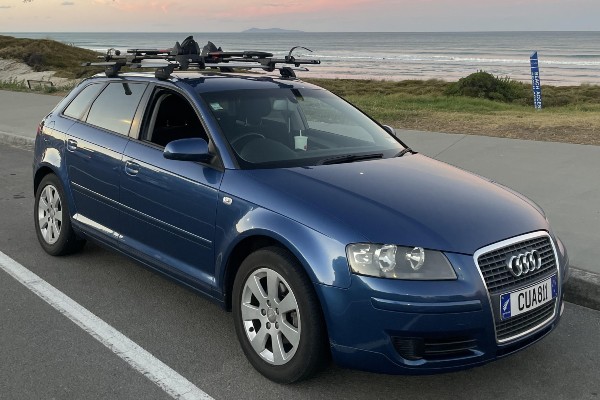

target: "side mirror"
[163,138,213,163]
[382,125,396,136]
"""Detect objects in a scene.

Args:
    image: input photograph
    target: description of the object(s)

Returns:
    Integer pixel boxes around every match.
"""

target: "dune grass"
[0,35,102,79]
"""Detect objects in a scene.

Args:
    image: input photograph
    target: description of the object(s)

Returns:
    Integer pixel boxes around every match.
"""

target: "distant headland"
[242,28,304,33]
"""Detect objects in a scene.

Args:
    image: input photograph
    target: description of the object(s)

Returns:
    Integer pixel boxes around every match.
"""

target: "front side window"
[86,82,147,136]
[142,89,208,147]
[200,88,404,168]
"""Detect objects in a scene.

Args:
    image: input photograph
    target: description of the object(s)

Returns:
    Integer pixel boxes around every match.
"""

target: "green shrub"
[26,52,45,71]
[445,71,527,103]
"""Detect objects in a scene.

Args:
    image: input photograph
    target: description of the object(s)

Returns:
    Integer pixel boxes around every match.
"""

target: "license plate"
[500,275,558,320]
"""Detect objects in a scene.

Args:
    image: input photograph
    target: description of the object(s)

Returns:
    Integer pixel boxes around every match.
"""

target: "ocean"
[4,31,600,86]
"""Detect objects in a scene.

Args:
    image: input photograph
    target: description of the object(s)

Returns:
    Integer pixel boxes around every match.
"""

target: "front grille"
[496,299,556,341]
[477,236,556,294]
[477,233,560,342]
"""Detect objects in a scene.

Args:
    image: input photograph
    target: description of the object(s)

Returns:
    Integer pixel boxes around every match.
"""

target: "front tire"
[34,174,85,256]
[232,247,328,383]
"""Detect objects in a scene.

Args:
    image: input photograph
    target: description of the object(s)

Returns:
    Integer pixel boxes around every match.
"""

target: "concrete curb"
[564,268,600,311]
[0,131,34,151]
[1,131,599,312]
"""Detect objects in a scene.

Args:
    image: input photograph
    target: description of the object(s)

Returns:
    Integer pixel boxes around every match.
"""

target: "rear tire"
[34,174,85,256]
[232,247,328,383]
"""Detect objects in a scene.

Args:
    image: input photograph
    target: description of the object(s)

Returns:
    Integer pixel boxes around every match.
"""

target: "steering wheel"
[230,132,266,149]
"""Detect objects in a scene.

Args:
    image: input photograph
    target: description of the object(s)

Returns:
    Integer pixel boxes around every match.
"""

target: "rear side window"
[63,83,104,120]
[86,82,147,136]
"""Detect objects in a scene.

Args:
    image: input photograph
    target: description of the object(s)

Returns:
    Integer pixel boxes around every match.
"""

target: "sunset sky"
[1,0,599,32]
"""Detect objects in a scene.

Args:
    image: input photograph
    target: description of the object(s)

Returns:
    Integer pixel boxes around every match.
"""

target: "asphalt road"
[0,90,59,139]
[1,144,600,399]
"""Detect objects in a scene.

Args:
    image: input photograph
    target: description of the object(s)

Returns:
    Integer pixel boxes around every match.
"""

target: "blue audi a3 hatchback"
[33,41,569,383]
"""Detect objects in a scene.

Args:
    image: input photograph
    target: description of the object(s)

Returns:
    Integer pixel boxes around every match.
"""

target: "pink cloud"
[213,0,372,18]
[93,0,177,14]
[93,0,375,19]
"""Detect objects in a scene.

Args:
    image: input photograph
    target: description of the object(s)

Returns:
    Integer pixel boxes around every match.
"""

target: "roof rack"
[82,36,320,80]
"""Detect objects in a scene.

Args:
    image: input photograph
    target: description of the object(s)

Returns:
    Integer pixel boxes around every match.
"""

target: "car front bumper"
[315,250,567,375]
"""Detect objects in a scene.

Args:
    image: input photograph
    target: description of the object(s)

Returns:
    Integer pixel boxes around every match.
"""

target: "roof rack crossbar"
[83,36,320,80]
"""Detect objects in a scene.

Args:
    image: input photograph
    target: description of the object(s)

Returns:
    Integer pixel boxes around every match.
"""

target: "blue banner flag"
[530,51,542,109]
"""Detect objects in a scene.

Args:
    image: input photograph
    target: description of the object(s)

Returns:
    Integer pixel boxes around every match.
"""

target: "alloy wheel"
[37,184,63,245]
[240,267,301,365]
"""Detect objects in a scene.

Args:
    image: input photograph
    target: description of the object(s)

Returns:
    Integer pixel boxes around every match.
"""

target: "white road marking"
[0,251,214,400]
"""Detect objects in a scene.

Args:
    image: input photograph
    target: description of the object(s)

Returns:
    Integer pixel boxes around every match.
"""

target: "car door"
[119,87,223,291]
[64,81,148,237]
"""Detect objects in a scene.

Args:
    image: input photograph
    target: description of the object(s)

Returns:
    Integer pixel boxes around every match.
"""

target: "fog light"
[391,337,424,361]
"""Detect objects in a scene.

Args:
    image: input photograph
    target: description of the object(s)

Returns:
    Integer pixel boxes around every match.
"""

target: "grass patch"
[0,77,77,95]
[307,78,600,108]
[0,78,30,92]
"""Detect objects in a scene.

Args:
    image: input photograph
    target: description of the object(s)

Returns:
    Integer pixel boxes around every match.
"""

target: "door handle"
[124,160,140,176]
[66,139,78,152]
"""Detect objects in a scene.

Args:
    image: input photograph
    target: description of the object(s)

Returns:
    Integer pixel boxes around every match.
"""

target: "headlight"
[346,243,457,280]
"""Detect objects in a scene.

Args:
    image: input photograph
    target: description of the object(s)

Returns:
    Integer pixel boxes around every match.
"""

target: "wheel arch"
[34,161,78,227]
[34,165,56,194]
[216,206,352,312]
[222,235,283,311]
[219,227,350,313]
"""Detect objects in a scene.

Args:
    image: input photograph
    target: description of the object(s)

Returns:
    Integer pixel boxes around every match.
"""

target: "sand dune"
[0,59,75,87]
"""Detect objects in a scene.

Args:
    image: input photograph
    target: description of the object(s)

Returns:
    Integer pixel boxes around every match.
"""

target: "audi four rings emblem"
[506,250,542,277]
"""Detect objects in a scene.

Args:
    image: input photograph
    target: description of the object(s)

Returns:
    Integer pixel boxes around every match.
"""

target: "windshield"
[200,88,405,168]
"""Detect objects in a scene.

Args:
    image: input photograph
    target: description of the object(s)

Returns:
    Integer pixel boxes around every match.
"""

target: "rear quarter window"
[63,83,105,120]
[86,82,147,136]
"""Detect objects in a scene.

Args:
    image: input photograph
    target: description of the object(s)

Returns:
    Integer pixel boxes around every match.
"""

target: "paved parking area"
[1,89,600,398]
[1,144,600,399]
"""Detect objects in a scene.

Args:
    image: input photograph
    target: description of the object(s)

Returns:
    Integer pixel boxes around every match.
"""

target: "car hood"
[238,154,549,254]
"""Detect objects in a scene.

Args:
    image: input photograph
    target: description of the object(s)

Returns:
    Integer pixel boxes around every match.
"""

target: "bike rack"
[82,36,320,80]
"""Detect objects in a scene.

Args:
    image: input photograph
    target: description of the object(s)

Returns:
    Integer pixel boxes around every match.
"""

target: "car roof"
[88,71,324,93]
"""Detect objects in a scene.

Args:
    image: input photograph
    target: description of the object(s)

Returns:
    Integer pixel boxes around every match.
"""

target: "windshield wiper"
[318,153,383,165]
[395,148,414,158]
